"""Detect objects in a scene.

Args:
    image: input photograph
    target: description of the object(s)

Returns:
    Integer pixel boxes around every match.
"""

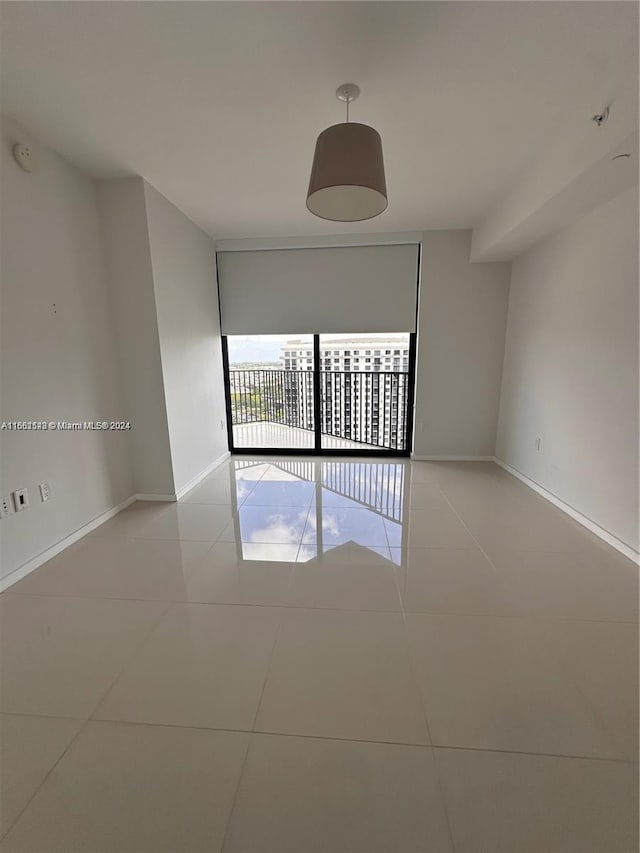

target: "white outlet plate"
[0,496,10,519]
[39,482,51,502]
[13,488,29,512]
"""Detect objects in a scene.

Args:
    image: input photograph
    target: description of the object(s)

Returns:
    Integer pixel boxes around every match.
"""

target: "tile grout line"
[5,710,637,766]
[221,458,306,850]
[436,485,509,576]
[385,481,457,853]
[218,730,252,853]
[220,464,311,850]
[218,496,306,852]
[83,600,176,725]
[4,593,637,626]
[0,716,91,844]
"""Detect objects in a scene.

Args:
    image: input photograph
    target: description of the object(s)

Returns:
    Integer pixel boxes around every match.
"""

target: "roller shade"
[217,243,419,334]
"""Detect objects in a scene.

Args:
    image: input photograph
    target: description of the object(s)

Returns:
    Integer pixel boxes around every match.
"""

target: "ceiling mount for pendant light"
[306,83,388,222]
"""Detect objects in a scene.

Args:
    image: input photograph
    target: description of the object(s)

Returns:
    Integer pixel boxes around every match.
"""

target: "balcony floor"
[233,421,388,451]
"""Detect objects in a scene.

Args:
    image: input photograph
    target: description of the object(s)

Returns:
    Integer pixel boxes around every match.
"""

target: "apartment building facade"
[280,337,410,449]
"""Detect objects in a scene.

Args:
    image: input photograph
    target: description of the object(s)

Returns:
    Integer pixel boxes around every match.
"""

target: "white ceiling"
[1,1,637,240]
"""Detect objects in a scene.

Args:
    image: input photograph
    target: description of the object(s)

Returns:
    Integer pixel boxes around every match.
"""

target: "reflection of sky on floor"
[230,460,407,566]
[244,480,315,507]
[384,520,403,549]
[236,506,310,544]
[235,482,254,503]
[302,507,388,547]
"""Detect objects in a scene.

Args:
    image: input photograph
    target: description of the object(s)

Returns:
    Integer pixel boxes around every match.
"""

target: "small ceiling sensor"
[592,106,610,127]
[12,143,34,173]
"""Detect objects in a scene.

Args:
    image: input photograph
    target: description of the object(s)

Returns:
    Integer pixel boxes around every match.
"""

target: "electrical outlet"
[12,488,29,512]
[220,419,225,430]
[39,482,51,502]
[0,496,11,519]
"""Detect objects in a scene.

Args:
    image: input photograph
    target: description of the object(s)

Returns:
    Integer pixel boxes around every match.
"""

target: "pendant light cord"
[346,96,350,123]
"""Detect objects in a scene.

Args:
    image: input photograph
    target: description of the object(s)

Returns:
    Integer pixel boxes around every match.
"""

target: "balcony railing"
[229,369,409,451]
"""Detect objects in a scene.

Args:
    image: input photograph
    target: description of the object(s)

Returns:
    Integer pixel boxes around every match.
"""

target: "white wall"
[496,188,639,551]
[0,119,133,581]
[413,230,511,457]
[143,183,228,493]
[97,179,175,497]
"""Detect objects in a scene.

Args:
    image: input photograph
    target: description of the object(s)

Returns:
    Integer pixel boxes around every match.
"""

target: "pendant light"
[306,83,388,222]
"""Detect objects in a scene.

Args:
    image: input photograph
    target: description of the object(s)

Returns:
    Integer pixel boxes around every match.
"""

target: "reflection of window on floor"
[231,460,406,565]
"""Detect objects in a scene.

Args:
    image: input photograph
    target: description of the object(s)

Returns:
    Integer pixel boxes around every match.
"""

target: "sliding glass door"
[222,332,416,456]
[224,334,315,450]
[319,333,412,452]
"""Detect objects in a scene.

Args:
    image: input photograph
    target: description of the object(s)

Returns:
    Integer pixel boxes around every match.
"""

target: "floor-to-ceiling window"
[223,332,416,455]
[226,334,315,450]
[319,332,412,452]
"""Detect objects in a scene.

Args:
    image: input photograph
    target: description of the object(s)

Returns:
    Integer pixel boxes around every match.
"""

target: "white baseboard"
[174,451,231,501]
[134,493,177,502]
[0,494,137,592]
[411,455,495,462]
[494,457,639,565]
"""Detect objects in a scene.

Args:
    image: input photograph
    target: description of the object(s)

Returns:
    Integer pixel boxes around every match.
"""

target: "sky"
[227,335,304,364]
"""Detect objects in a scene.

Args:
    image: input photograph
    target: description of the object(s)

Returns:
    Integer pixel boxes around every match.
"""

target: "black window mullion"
[313,334,321,452]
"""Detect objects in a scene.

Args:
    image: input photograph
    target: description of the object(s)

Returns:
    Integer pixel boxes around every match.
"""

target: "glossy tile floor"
[1,458,637,852]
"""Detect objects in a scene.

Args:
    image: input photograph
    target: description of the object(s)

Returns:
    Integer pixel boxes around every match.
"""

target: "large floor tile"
[463,507,601,553]
[94,603,281,730]
[488,547,639,622]
[406,481,453,512]
[182,473,256,506]
[287,543,401,610]
[541,619,638,761]
[0,594,167,718]
[0,713,83,838]
[184,543,295,605]
[135,503,234,541]
[398,509,476,548]
[406,613,617,758]
[436,747,638,853]
[0,721,248,853]
[302,506,389,547]
[408,463,451,485]
[218,505,309,545]
[255,608,428,744]
[224,734,452,852]
[86,501,175,541]
[395,547,518,615]
[10,538,212,601]
[440,476,545,519]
